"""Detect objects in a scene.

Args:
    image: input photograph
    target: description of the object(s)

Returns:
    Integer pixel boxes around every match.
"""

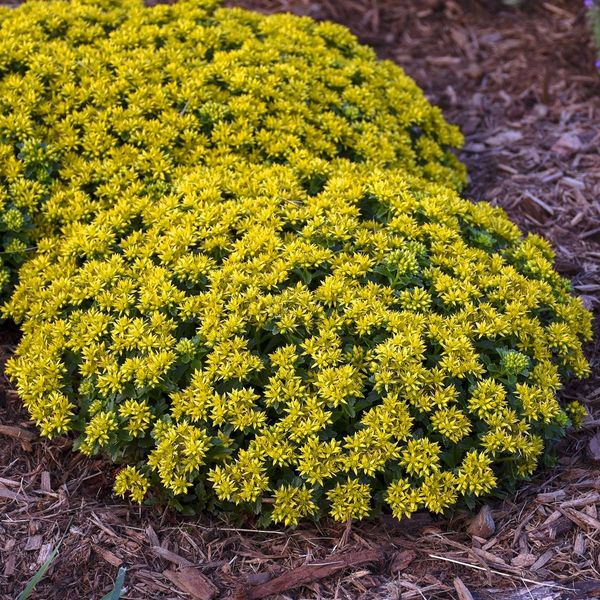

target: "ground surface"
[1,0,600,599]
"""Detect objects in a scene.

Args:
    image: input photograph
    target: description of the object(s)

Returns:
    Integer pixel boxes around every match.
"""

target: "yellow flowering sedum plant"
[6,162,591,524]
[0,0,466,299]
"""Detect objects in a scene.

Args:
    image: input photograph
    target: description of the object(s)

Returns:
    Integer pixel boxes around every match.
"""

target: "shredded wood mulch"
[2,0,600,598]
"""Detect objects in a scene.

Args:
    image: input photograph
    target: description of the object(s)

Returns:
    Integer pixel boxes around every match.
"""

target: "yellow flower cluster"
[0,0,591,525]
[0,0,467,300]
[6,160,591,524]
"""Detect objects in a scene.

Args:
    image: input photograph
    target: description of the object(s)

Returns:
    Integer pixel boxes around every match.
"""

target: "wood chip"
[561,492,600,509]
[146,525,160,547]
[93,544,123,567]
[390,550,416,574]
[588,433,600,462]
[523,191,554,216]
[425,56,461,66]
[579,226,600,240]
[510,553,537,568]
[40,471,52,494]
[163,567,217,600]
[0,424,35,441]
[0,482,30,503]
[551,133,582,155]
[0,424,35,451]
[471,547,506,565]
[236,549,383,600]
[453,577,475,600]
[573,533,586,556]
[536,490,566,503]
[561,176,585,190]
[466,505,495,539]
[152,545,193,567]
[485,130,522,146]
[90,512,120,538]
[37,543,55,565]
[561,508,600,532]
[529,549,554,572]
[3,554,16,577]
[24,535,43,552]
[540,509,562,528]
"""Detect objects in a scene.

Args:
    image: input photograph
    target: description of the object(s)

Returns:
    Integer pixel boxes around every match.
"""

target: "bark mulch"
[2,1,600,599]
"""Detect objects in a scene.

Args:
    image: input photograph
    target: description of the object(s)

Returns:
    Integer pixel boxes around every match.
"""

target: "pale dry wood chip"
[510,553,537,568]
[453,577,475,600]
[4,539,16,552]
[536,490,566,503]
[485,130,522,146]
[482,537,499,551]
[152,545,193,567]
[40,471,52,494]
[551,133,582,154]
[163,567,217,600]
[471,547,506,566]
[561,492,600,509]
[497,163,519,174]
[570,212,585,226]
[588,433,600,462]
[522,191,554,215]
[425,56,461,66]
[0,477,21,487]
[573,533,586,556]
[529,549,554,572]
[37,543,55,565]
[540,170,563,183]
[90,512,119,538]
[0,424,35,441]
[561,508,600,531]
[495,588,562,600]
[3,554,16,577]
[238,549,383,600]
[466,505,495,539]
[573,284,600,293]
[146,525,160,547]
[463,142,487,153]
[93,544,123,567]
[24,534,43,552]
[0,483,30,503]
[561,176,585,190]
[390,549,416,574]
[580,226,600,240]
[540,509,562,528]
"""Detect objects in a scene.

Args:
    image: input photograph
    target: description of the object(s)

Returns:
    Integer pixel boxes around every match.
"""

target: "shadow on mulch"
[2,1,600,599]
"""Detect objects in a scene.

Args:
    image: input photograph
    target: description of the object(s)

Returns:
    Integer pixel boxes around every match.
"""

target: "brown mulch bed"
[2,1,600,598]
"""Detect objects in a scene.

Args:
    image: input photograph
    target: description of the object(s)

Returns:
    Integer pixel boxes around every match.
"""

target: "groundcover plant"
[0,0,465,299]
[7,161,592,524]
[1,0,592,525]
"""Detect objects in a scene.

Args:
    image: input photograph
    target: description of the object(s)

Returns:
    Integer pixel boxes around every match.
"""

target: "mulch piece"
[2,0,600,598]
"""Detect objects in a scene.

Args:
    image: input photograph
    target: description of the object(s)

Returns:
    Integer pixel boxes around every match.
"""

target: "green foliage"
[16,546,60,600]
[0,0,467,300]
[587,1,600,68]
[101,567,127,600]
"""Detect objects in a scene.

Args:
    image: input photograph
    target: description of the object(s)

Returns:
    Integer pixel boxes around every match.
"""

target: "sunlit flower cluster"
[6,160,591,524]
[0,0,466,300]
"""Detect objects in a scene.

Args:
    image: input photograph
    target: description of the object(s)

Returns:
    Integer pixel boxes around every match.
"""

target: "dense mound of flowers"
[0,0,466,298]
[7,161,591,524]
[0,196,31,295]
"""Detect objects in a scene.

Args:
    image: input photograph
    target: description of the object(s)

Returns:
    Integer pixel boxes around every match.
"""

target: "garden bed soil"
[1,0,600,598]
